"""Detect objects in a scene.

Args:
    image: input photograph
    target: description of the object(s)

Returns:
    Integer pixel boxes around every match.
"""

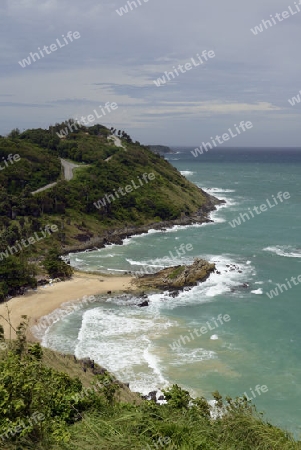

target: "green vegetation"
[0,123,210,300]
[0,124,299,449]
[2,122,207,225]
[0,255,37,301]
[0,321,299,449]
[42,248,73,279]
[168,266,185,279]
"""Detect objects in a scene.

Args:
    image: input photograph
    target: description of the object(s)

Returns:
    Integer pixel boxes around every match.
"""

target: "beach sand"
[0,272,135,341]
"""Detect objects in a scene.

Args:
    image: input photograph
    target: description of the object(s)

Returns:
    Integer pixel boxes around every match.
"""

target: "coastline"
[0,271,136,341]
[61,192,223,255]
[0,193,224,343]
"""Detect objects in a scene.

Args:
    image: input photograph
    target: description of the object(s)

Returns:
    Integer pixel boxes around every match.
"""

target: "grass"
[169,266,185,279]
[40,348,141,405]
[0,342,300,450]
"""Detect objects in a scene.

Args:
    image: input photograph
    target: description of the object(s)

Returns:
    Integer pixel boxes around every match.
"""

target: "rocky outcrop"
[61,192,225,255]
[133,258,215,291]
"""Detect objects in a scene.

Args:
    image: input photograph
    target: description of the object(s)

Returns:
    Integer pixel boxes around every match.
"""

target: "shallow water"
[43,148,301,437]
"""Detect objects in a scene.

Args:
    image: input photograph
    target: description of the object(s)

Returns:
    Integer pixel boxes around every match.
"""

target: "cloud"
[0,0,300,145]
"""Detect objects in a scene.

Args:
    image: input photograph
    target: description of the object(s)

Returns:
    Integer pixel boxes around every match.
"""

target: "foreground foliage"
[0,322,300,450]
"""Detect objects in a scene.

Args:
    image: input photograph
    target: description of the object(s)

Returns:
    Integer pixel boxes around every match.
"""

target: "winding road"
[60,158,81,181]
[107,135,125,148]
[31,159,82,195]
[32,135,124,195]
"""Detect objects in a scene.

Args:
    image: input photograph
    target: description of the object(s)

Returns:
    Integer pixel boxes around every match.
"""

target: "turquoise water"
[42,148,301,437]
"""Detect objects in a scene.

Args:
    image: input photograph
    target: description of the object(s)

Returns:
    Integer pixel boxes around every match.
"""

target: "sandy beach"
[0,272,135,341]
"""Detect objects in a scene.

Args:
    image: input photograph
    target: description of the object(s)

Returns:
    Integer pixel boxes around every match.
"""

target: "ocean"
[40,148,301,437]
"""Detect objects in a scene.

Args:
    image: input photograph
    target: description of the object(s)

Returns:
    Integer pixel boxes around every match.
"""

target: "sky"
[0,0,301,147]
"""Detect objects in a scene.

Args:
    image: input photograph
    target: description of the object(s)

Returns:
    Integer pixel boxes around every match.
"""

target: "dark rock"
[169,290,179,298]
[79,357,96,370]
[79,357,91,366]
[74,233,92,242]
[92,367,108,375]
[138,300,149,307]
[148,391,157,402]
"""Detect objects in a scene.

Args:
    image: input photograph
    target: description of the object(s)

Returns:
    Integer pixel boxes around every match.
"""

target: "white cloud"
[0,0,300,145]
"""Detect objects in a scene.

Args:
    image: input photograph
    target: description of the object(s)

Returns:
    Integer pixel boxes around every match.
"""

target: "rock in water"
[133,258,215,291]
[138,300,149,307]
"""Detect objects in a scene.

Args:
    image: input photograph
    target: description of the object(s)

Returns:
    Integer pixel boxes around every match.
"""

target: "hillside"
[0,123,221,299]
[1,126,300,449]
[0,335,300,449]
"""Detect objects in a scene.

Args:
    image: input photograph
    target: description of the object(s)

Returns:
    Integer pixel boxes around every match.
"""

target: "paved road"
[31,182,58,195]
[107,135,125,149]
[60,158,81,181]
[31,158,82,194]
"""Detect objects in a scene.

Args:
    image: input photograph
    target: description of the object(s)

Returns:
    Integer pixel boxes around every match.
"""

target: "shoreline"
[61,192,223,255]
[0,194,225,343]
[0,271,136,341]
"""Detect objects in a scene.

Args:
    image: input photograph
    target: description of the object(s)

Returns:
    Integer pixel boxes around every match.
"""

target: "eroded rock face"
[133,258,215,291]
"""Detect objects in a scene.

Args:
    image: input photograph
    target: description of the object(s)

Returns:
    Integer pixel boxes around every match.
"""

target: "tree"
[163,384,191,409]
[0,256,37,301]
[43,248,73,279]
[7,128,20,139]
